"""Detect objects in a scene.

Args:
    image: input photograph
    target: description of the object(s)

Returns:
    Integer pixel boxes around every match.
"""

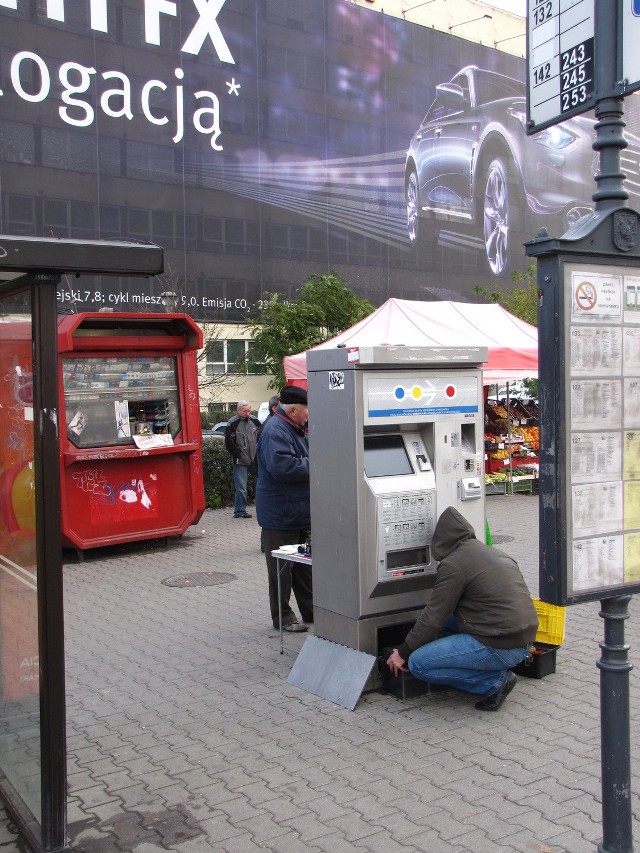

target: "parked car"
[202,428,225,442]
[404,65,598,276]
[201,421,228,442]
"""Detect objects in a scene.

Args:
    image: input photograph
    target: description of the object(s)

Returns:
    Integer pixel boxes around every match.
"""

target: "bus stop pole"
[597,596,633,853]
[593,3,634,850]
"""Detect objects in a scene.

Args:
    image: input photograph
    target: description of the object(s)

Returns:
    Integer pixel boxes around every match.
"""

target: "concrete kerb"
[0,495,638,852]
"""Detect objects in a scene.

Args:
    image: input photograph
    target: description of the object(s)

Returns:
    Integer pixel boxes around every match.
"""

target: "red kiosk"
[57,312,205,551]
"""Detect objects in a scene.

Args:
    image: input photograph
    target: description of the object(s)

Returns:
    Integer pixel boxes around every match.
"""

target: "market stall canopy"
[283,298,538,386]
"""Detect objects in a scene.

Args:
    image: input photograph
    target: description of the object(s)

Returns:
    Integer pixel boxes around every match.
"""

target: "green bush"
[201,439,256,509]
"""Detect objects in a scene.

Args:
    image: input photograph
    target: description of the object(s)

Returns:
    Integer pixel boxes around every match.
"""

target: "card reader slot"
[386,546,429,572]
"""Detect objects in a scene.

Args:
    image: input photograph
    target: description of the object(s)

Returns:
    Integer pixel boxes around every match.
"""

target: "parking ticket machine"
[307,345,487,655]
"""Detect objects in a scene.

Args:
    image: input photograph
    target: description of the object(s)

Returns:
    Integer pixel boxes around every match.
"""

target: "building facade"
[2,0,638,411]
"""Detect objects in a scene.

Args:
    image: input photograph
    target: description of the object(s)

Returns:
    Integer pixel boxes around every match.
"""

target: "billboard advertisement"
[1,0,640,322]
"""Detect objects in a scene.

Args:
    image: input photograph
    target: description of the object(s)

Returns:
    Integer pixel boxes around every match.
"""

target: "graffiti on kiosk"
[72,468,111,497]
[4,363,32,407]
[2,364,33,443]
[72,468,157,509]
[119,478,154,510]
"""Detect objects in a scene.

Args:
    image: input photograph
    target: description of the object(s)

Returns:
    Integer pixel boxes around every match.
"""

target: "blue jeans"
[408,617,530,697]
[233,463,250,515]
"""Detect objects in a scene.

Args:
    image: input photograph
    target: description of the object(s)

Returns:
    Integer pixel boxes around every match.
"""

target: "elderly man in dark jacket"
[256,385,313,633]
[225,401,261,518]
[387,506,538,711]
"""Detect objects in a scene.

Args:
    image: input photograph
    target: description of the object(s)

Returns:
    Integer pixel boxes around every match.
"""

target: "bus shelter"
[0,235,163,853]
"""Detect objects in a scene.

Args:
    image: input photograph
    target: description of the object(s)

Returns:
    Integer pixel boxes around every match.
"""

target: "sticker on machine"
[329,371,344,390]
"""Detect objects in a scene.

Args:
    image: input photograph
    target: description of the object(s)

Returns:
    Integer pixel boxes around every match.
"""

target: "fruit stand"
[485,398,539,493]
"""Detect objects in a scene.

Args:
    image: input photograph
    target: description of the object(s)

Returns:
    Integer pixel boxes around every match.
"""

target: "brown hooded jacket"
[397,506,538,661]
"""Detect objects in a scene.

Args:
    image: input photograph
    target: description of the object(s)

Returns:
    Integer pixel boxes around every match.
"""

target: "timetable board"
[527,0,596,133]
[562,262,640,598]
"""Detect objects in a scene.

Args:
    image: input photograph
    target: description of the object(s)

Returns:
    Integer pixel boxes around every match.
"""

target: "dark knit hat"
[279,385,307,404]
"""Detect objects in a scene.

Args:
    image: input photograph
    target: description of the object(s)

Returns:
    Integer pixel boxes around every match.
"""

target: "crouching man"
[386,506,538,711]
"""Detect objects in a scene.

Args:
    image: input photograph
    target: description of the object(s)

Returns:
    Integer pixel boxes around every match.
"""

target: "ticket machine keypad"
[376,490,436,581]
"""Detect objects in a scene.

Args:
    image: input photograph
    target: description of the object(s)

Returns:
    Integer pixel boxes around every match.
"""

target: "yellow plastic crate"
[532,598,566,646]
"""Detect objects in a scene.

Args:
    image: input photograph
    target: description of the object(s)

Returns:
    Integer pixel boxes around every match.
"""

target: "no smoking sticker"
[575,280,597,310]
[572,272,622,319]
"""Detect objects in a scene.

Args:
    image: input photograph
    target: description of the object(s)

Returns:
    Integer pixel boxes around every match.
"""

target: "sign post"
[622,1,640,98]
[526,1,636,850]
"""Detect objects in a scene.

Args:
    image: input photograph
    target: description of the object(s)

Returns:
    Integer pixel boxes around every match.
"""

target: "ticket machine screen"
[364,435,413,478]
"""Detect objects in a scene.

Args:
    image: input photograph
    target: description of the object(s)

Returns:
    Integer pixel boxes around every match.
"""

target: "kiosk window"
[63,355,181,448]
[363,435,413,478]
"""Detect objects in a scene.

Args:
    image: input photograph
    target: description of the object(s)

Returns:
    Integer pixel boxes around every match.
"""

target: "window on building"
[0,121,35,166]
[205,339,257,375]
[226,340,245,373]
[7,195,36,235]
[99,205,122,238]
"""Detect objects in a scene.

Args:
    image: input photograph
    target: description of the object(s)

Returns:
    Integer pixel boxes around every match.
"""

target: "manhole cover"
[162,572,237,588]
[491,535,514,544]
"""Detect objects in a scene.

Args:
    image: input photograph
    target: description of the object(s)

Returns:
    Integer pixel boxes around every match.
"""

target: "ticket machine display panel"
[363,435,413,478]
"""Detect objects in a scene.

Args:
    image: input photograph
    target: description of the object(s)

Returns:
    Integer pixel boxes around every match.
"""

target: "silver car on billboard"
[404,65,640,277]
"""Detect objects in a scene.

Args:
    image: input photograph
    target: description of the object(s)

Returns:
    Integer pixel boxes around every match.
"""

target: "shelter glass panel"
[0,295,41,824]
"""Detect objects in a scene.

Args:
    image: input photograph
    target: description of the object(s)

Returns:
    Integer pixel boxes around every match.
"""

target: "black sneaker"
[234,512,252,518]
[475,671,517,712]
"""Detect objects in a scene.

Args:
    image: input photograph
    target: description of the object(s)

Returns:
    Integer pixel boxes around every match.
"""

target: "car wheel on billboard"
[406,169,420,243]
[482,156,515,278]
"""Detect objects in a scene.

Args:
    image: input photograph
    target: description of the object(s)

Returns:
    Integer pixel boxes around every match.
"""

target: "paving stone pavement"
[1,494,639,852]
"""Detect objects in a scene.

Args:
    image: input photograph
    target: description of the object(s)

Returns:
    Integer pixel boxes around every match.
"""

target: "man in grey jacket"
[386,506,538,711]
[225,401,261,518]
